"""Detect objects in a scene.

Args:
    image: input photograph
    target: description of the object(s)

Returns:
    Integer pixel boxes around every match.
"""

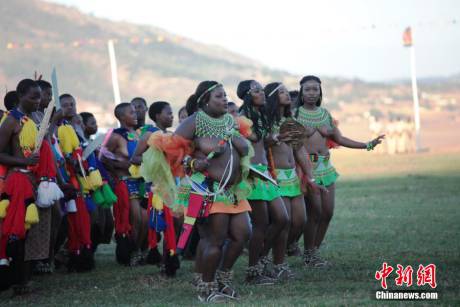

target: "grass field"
[1,150,459,306]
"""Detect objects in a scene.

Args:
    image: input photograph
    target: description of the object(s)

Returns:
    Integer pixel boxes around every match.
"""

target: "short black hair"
[59,93,74,100]
[4,91,19,111]
[148,101,170,123]
[16,79,39,98]
[36,80,52,90]
[80,112,95,125]
[114,102,132,120]
[131,97,147,106]
[228,101,236,107]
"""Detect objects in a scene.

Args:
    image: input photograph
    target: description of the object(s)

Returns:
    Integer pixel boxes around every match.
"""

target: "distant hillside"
[0,0,291,113]
[1,0,459,136]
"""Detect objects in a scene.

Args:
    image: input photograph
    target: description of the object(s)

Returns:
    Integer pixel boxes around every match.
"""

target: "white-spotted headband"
[268,84,283,97]
[197,83,222,104]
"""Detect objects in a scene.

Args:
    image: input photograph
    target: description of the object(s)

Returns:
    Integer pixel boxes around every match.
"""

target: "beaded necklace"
[195,110,235,139]
[295,106,332,129]
[271,116,287,135]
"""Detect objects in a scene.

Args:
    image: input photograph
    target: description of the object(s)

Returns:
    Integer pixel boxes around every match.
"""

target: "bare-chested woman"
[131,101,180,276]
[102,103,148,266]
[237,80,289,283]
[140,81,253,302]
[264,82,325,262]
[0,79,41,293]
[294,75,384,266]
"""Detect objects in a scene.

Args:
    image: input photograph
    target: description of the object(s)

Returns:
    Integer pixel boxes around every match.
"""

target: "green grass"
[1,152,459,306]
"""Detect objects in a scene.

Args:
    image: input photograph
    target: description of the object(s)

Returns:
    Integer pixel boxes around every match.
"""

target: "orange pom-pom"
[236,116,253,138]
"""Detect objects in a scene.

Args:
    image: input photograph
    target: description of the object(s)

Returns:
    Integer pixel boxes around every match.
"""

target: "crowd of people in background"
[0,75,383,302]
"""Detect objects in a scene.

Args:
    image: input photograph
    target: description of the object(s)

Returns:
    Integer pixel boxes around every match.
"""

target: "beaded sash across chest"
[296,107,332,129]
[195,111,235,138]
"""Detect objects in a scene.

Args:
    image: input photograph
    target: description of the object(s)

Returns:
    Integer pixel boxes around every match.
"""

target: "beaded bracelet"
[190,159,197,172]
[366,141,375,151]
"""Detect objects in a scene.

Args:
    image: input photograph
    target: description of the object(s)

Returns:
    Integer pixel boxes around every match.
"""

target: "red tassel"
[163,205,176,254]
[0,172,34,259]
[113,180,131,236]
[67,196,92,253]
[34,140,57,178]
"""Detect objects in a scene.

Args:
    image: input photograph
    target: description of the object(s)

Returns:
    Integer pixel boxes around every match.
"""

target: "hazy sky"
[48,0,460,81]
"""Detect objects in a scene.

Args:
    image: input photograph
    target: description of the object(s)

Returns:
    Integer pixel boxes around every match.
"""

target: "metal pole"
[409,45,421,152]
[108,39,121,106]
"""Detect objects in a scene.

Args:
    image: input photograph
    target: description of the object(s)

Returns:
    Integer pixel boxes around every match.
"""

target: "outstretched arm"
[331,127,385,150]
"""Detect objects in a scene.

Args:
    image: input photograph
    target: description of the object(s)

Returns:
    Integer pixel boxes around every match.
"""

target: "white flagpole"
[408,30,421,152]
[107,39,121,106]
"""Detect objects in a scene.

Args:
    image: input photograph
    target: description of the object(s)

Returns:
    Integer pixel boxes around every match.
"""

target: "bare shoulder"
[175,113,197,140]
[0,115,20,134]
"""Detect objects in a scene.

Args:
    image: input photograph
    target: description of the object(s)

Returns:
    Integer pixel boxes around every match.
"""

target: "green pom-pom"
[102,184,117,206]
[92,188,105,205]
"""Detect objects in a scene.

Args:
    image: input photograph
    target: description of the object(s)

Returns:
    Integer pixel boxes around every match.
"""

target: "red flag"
[403,27,412,47]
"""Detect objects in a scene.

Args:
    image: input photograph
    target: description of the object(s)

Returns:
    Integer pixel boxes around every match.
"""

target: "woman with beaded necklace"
[264,82,326,260]
[140,81,253,302]
[294,75,384,267]
[237,80,290,284]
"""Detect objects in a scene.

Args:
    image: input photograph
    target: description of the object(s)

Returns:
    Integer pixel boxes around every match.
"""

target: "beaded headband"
[197,83,222,104]
[268,84,283,97]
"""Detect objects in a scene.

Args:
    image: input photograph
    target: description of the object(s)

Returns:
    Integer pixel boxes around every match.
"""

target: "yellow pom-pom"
[129,165,141,178]
[78,176,92,194]
[19,118,38,151]
[58,125,80,154]
[88,170,103,190]
[25,203,39,224]
[169,249,175,256]
[0,199,10,218]
[152,194,163,210]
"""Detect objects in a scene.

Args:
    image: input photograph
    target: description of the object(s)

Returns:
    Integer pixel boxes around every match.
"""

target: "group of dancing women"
[0,75,383,302]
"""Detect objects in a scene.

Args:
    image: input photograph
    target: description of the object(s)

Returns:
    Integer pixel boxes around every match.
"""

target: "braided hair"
[264,82,291,133]
[237,80,267,140]
[294,75,323,118]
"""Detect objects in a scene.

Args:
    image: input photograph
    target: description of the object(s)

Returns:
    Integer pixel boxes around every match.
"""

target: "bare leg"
[248,200,269,266]
[303,192,322,250]
[287,195,306,246]
[263,197,288,264]
[139,207,149,250]
[314,184,335,248]
[194,226,209,274]
[198,214,229,282]
[221,212,251,270]
[129,199,142,250]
